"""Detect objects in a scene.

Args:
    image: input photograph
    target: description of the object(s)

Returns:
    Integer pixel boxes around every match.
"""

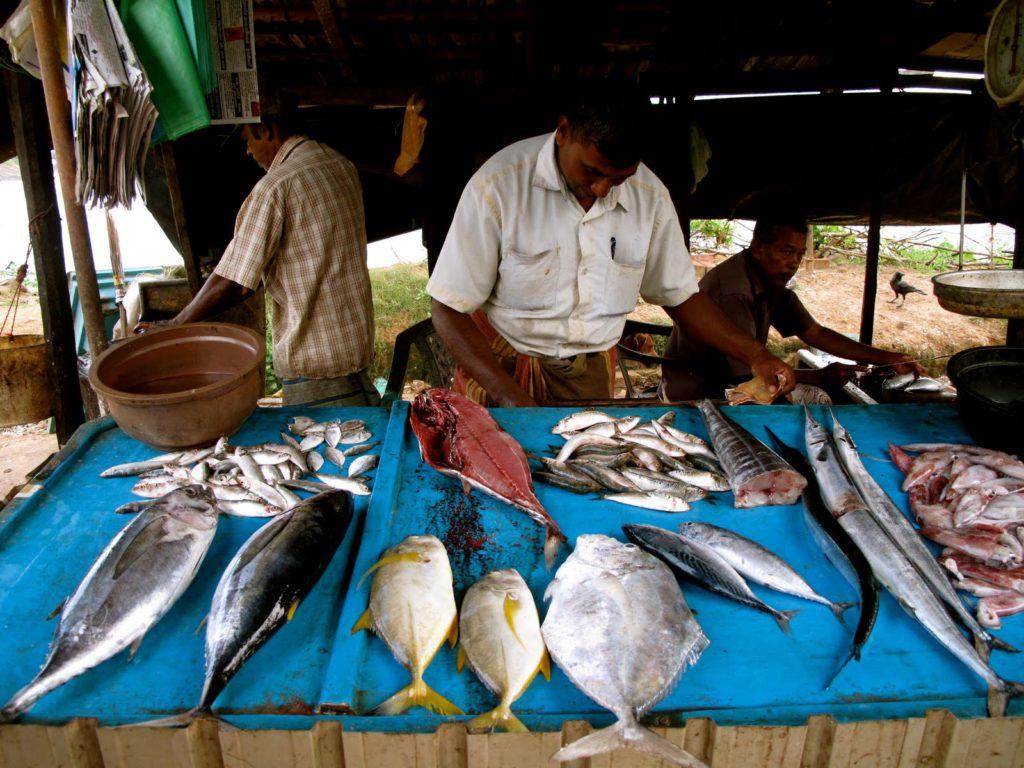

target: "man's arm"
[431,299,537,407]
[663,292,795,396]
[135,274,252,332]
[799,323,925,375]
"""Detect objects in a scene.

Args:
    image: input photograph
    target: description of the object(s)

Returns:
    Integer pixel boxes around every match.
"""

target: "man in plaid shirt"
[150,108,378,407]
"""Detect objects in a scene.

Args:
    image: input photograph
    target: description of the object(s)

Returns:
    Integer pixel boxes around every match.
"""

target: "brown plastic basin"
[89,323,264,450]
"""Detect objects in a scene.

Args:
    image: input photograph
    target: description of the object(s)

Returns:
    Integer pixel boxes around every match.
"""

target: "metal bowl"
[946,346,1024,453]
[931,269,1024,319]
[89,323,264,450]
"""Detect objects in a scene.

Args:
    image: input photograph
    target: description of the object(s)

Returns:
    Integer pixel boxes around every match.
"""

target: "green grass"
[264,262,433,394]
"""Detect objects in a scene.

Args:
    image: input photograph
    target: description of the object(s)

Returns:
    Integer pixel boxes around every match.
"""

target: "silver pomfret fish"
[1,486,219,722]
[458,570,550,732]
[542,535,709,766]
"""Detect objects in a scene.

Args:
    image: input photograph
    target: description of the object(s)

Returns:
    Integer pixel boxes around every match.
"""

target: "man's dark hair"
[561,84,650,168]
[753,217,809,245]
[258,85,300,138]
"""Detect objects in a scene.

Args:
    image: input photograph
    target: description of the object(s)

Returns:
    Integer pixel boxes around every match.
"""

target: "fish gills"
[458,570,549,732]
[352,535,462,715]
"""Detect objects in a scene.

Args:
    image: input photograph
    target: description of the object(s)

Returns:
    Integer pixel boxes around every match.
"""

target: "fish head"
[393,534,446,560]
[474,568,527,596]
[161,485,219,529]
[574,533,650,573]
[803,408,829,458]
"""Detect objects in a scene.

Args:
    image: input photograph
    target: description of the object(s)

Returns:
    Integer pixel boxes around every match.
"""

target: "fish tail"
[466,703,528,733]
[774,609,799,635]
[987,635,1020,654]
[830,601,856,627]
[824,650,856,690]
[374,676,463,716]
[551,717,707,767]
[543,527,566,571]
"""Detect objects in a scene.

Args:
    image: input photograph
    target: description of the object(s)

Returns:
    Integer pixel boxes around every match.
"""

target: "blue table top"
[0,402,1020,731]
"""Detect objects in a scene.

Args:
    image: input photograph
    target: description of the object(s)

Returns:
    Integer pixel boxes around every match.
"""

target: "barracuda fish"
[676,522,853,622]
[625,524,797,633]
[352,535,461,715]
[138,492,352,727]
[412,389,566,569]
[697,400,806,508]
[0,487,219,722]
[804,409,1024,713]
[604,492,691,512]
[542,535,708,766]
[764,427,878,686]
[830,410,1016,655]
[457,570,549,732]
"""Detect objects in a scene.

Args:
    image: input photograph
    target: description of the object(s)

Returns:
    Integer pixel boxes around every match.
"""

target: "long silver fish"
[140,491,352,726]
[625,524,797,633]
[0,487,219,722]
[697,400,806,507]
[830,409,1015,655]
[805,410,1024,713]
[676,522,853,622]
[542,535,708,766]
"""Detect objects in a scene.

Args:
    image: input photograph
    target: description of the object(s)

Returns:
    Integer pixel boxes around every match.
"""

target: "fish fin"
[356,552,426,590]
[467,704,528,733]
[46,598,67,621]
[539,648,551,682]
[543,528,566,571]
[825,650,855,690]
[830,601,856,627]
[456,645,467,673]
[128,635,144,662]
[374,677,463,716]
[194,615,208,636]
[446,615,459,649]
[286,598,300,622]
[232,514,292,573]
[113,517,172,579]
[990,636,1020,654]
[350,608,374,635]
[774,609,799,635]
[551,716,707,767]
[504,593,524,647]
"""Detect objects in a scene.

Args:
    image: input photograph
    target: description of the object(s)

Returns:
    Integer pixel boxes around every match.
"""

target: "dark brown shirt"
[663,249,814,395]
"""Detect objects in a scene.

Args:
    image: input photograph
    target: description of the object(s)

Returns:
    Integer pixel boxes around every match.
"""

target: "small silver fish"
[552,411,615,435]
[603,492,691,512]
[338,428,373,445]
[324,445,346,470]
[348,455,379,478]
[343,441,380,458]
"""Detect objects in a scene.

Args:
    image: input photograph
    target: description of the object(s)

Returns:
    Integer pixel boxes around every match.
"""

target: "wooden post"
[860,199,882,345]
[160,144,202,294]
[29,0,108,358]
[5,70,84,444]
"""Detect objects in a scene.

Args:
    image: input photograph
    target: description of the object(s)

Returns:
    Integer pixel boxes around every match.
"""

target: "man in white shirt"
[427,88,795,406]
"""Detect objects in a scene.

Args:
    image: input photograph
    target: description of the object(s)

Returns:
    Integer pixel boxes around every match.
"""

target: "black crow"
[889,271,926,306]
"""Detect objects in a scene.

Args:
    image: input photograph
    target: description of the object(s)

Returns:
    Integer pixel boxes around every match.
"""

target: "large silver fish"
[0,486,219,722]
[541,535,708,766]
[352,535,461,715]
[141,491,352,727]
[829,409,1015,654]
[697,400,806,507]
[804,410,1024,713]
[457,569,550,732]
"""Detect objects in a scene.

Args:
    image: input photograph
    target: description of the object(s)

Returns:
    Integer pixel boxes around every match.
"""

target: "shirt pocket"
[603,237,645,315]
[494,246,561,311]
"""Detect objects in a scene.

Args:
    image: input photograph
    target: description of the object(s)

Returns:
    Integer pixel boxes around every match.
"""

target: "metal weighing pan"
[932,269,1024,319]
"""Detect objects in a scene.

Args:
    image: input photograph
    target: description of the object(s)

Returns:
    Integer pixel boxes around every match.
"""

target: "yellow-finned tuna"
[457,569,550,732]
[351,535,462,715]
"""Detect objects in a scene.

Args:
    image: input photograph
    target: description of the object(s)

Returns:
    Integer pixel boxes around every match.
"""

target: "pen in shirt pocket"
[610,236,617,261]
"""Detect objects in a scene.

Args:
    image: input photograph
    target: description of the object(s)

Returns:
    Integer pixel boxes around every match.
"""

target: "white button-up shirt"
[427,132,698,358]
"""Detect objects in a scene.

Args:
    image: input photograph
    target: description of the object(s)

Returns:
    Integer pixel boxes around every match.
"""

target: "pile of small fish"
[533,409,729,512]
[804,409,1023,714]
[101,415,379,518]
[625,522,852,634]
[891,441,1024,629]
[864,369,946,394]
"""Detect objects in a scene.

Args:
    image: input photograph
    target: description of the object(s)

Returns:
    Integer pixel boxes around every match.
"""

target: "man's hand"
[882,353,925,377]
[750,352,796,398]
[133,318,179,335]
[815,362,868,391]
[496,391,539,408]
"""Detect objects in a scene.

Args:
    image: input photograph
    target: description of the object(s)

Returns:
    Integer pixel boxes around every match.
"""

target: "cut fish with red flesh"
[977,593,1024,629]
[922,526,1023,568]
[902,452,954,491]
[954,577,1020,599]
[950,465,999,492]
[697,400,806,508]
[888,443,914,474]
[940,551,1024,594]
[410,389,565,567]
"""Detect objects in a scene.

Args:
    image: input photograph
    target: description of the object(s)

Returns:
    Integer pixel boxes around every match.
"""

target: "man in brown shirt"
[660,217,922,401]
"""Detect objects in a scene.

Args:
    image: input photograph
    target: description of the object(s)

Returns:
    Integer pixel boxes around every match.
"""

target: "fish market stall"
[1,403,1023,767]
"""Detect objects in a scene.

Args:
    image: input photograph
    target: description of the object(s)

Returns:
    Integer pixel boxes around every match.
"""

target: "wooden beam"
[311,0,348,52]
[29,0,107,358]
[160,144,202,294]
[5,70,84,444]
[860,199,882,346]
